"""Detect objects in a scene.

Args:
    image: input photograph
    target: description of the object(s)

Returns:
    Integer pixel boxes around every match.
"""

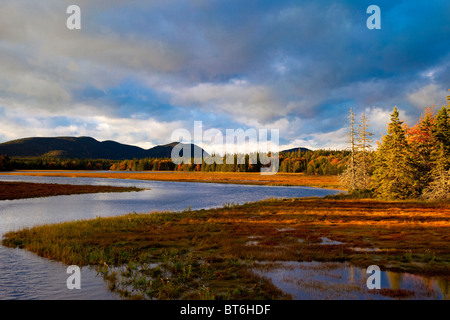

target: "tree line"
[0,155,12,171]
[0,149,351,175]
[341,90,450,201]
[278,150,350,175]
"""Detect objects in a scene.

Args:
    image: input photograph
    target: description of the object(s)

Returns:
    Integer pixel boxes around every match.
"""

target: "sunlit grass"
[2,197,449,299]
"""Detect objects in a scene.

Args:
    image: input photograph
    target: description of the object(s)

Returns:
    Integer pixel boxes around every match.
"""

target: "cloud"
[165,80,288,124]
[407,84,448,110]
[0,104,186,149]
[281,128,349,151]
[0,0,449,150]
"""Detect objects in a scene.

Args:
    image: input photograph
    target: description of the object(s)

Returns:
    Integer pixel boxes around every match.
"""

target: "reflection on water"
[0,174,339,300]
[253,261,449,300]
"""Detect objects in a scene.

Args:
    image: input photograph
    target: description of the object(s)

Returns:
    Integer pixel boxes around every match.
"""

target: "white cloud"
[281,127,349,151]
[407,84,448,111]
[360,107,391,137]
[165,80,287,125]
[0,105,185,149]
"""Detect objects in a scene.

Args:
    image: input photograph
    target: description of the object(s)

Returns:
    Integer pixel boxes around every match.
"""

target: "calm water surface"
[253,261,449,300]
[0,174,339,300]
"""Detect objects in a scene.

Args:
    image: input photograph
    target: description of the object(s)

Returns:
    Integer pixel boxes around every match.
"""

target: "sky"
[0,0,449,152]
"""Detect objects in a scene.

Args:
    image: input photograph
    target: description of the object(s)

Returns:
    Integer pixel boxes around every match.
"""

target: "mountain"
[280,147,311,153]
[147,142,209,159]
[0,136,208,160]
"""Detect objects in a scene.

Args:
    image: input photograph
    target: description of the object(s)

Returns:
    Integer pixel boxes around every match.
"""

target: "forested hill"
[280,147,311,153]
[0,137,207,160]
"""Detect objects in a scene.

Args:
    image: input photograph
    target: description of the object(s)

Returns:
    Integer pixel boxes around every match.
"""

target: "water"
[0,174,339,300]
[253,261,449,300]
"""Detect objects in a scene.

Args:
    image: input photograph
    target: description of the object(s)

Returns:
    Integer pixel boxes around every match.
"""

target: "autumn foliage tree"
[372,91,450,200]
[406,108,436,195]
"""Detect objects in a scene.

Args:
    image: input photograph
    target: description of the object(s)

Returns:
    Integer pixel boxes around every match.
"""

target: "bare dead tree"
[339,108,357,191]
[355,113,373,189]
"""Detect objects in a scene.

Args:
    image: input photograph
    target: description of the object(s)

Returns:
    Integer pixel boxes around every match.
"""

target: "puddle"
[246,236,262,246]
[318,237,344,245]
[253,261,449,300]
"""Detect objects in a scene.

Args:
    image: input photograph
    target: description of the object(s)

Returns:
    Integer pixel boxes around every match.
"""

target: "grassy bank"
[0,181,144,200]
[2,197,449,299]
[0,171,342,189]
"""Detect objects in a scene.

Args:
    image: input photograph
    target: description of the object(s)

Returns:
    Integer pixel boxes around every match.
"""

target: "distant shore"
[0,170,343,190]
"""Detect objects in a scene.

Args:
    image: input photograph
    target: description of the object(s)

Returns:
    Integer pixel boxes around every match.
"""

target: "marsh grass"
[2,197,449,299]
[1,171,343,189]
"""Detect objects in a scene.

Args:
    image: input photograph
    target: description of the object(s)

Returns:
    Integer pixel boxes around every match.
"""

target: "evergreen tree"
[422,143,450,200]
[406,108,436,194]
[0,155,11,171]
[422,92,450,200]
[372,107,415,199]
[433,105,450,159]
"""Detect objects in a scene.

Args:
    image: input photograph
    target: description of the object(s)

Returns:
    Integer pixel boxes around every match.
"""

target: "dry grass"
[0,181,143,200]
[0,170,342,189]
[2,197,449,299]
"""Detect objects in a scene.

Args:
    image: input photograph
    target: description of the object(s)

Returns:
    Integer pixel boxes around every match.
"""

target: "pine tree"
[422,91,450,200]
[372,107,415,199]
[433,105,450,158]
[406,108,436,194]
[422,143,450,200]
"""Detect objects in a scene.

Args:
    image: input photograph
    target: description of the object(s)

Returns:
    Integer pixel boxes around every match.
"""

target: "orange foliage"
[406,107,436,145]
[330,158,340,165]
